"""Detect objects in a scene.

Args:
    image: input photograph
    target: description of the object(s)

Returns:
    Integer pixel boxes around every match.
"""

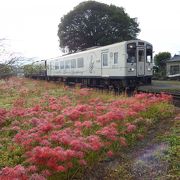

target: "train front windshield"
[146,45,153,63]
[127,43,136,63]
[127,42,153,63]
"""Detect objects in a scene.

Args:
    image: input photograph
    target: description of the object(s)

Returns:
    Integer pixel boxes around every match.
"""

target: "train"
[24,40,153,90]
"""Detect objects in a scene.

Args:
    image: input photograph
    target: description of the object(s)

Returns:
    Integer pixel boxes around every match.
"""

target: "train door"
[137,48,145,76]
[49,61,52,76]
[101,51,109,77]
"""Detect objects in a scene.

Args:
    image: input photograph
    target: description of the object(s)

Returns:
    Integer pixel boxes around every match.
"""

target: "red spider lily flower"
[82,111,96,119]
[66,162,73,169]
[78,159,87,166]
[126,124,136,133]
[86,135,104,151]
[107,150,114,157]
[27,165,37,173]
[56,165,66,172]
[74,121,83,128]
[70,138,90,151]
[130,103,146,112]
[119,137,128,146]
[76,88,91,96]
[75,120,92,128]
[29,173,46,180]
[134,93,150,100]
[96,111,125,126]
[95,105,107,113]
[13,98,25,107]
[39,139,51,146]
[96,124,118,140]
[76,104,92,112]
[53,114,65,124]
[30,118,41,126]
[82,120,92,128]
[41,170,51,177]
[64,108,82,120]
[127,110,138,117]
[0,165,28,180]
[32,105,41,112]
[39,122,53,133]
[10,108,25,117]
[0,108,7,125]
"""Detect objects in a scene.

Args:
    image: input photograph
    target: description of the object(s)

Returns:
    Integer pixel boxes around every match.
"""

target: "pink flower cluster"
[0,108,7,127]
[0,165,49,180]
[0,165,28,180]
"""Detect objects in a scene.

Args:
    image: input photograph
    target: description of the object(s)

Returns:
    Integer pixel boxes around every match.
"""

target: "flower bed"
[0,77,174,179]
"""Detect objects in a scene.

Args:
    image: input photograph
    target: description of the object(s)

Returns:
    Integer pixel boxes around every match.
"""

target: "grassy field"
[0,77,176,179]
[156,108,180,179]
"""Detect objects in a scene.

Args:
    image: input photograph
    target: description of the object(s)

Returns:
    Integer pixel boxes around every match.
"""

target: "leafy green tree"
[58,1,140,52]
[154,52,171,68]
[23,64,34,77]
[23,61,46,77]
[0,64,12,74]
[154,52,171,78]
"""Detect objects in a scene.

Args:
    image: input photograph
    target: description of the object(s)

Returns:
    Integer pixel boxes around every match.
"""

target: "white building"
[166,55,180,79]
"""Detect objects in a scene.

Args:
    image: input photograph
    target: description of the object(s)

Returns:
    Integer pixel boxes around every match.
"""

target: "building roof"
[166,55,180,62]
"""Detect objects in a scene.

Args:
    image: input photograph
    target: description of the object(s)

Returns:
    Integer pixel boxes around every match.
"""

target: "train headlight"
[147,67,151,71]
[129,68,135,72]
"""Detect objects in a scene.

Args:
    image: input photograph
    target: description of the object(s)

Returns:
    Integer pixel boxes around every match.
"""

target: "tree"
[154,52,171,68]
[154,52,171,78]
[58,1,140,53]
[0,64,12,74]
[23,60,46,78]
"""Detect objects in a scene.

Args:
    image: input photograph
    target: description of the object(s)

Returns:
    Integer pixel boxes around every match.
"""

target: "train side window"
[146,45,152,63]
[55,62,59,70]
[65,60,71,69]
[77,58,84,68]
[102,53,108,66]
[114,52,118,64]
[60,61,64,69]
[71,59,76,68]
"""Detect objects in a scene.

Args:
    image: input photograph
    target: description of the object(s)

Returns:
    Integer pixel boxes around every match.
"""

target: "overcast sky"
[0,0,180,59]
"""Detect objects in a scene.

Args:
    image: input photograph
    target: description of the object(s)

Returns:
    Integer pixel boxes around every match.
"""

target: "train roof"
[47,40,152,61]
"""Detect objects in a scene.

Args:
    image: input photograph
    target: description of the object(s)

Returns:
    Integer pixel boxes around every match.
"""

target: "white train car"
[46,40,153,88]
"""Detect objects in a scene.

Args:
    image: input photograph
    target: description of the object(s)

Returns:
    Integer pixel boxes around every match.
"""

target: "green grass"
[157,116,180,179]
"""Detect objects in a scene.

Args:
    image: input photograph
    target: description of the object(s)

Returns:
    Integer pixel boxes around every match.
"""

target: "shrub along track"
[137,90,180,108]
[81,107,180,180]
[137,80,180,107]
